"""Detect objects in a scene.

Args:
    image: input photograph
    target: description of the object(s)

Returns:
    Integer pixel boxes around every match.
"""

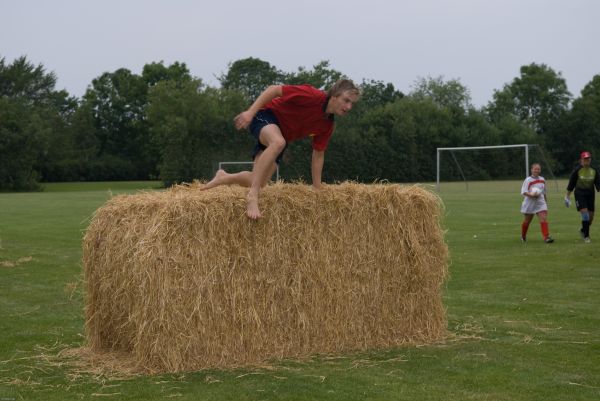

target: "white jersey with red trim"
[520,175,548,214]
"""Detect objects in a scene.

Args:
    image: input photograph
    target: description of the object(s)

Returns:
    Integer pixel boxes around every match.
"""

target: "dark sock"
[582,220,590,237]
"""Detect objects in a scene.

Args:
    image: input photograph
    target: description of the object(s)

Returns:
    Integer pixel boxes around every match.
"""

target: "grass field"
[1,180,598,401]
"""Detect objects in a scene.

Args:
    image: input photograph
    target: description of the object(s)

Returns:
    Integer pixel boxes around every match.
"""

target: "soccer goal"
[436,144,557,191]
[218,161,280,181]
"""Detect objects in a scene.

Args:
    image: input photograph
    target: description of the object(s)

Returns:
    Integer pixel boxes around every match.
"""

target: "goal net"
[436,144,557,191]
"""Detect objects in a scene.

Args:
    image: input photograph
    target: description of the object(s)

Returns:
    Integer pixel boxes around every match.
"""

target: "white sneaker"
[584,237,591,243]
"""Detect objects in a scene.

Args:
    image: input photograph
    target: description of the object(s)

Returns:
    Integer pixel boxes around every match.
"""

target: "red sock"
[521,221,530,238]
[541,221,549,239]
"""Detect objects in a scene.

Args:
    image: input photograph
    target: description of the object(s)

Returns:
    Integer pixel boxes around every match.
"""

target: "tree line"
[1,55,599,190]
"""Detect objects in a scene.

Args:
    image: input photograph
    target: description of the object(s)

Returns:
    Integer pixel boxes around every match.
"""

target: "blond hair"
[327,79,360,98]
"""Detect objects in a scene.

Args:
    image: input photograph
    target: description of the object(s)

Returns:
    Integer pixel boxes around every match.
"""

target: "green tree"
[309,97,454,183]
[549,74,600,172]
[284,60,343,90]
[148,79,248,186]
[35,91,79,181]
[80,68,148,179]
[572,74,600,155]
[64,101,99,180]
[0,56,75,189]
[410,76,472,111]
[218,57,283,100]
[0,98,42,190]
[335,79,404,128]
[76,62,194,180]
[358,79,404,109]
[0,56,57,105]
[323,94,534,183]
[486,63,571,137]
[142,61,192,87]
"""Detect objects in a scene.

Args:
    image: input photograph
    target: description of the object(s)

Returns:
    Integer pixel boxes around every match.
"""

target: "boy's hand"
[234,111,254,130]
[564,196,571,207]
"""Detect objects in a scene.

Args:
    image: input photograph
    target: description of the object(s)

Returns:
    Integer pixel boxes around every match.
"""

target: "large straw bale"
[83,182,448,373]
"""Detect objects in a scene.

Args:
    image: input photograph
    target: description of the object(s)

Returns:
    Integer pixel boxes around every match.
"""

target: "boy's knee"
[270,138,286,152]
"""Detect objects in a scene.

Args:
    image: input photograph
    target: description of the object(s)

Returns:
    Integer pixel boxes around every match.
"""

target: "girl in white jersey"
[520,163,554,243]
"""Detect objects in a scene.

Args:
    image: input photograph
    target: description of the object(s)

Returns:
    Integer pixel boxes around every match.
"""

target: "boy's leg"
[202,154,278,191]
[201,169,253,190]
[246,125,286,219]
[258,156,278,187]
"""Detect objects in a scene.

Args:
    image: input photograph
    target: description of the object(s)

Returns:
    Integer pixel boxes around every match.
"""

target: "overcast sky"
[2,0,599,107]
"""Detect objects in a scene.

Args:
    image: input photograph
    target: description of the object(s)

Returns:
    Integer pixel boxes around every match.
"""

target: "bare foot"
[201,169,227,190]
[246,192,262,219]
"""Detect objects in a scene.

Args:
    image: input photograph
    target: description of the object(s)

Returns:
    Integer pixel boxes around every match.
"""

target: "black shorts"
[248,109,287,164]
[574,191,595,211]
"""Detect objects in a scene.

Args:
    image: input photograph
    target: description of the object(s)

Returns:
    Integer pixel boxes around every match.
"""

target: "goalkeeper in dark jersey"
[565,151,600,243]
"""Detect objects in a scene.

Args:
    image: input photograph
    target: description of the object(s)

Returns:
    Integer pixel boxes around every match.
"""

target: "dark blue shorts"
[248,109,287,164]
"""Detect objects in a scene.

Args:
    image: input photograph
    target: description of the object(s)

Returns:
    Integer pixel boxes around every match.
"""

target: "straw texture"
[83,182,448,373]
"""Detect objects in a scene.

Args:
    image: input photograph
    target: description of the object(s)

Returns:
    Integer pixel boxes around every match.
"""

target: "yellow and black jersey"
[567,165,600,193]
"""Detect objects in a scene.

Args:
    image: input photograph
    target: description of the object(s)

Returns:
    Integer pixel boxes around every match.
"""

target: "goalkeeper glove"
[564,197,571,207]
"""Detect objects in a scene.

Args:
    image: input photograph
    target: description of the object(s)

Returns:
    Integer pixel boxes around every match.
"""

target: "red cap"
[581,151,592,159]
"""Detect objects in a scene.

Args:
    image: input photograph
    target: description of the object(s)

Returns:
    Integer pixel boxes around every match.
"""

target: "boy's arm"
[311,149,325,189]
[234,85,283,130]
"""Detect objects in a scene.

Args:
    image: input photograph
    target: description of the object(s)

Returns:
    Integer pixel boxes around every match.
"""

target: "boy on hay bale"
[81,81,452,374]
[201,79,360,219]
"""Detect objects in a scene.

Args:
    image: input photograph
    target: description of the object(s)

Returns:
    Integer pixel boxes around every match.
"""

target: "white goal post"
[218,161,280,181]
[436,144,557,191]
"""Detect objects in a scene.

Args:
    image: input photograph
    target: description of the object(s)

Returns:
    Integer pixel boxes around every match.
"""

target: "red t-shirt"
[265,84,335,151]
